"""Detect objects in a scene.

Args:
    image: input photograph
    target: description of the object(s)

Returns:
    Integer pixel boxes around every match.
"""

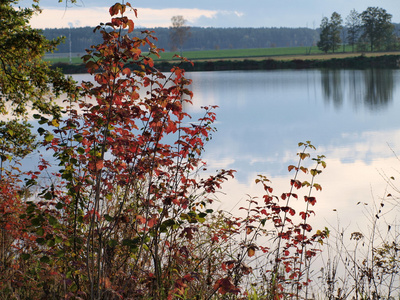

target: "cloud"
[135,7,217,27]
[30,7,110,29]
[29,6,218,29]
[193,10,246,27]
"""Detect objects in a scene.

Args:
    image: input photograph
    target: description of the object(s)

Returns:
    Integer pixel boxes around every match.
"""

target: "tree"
[170,15,190,54]
[317,13,342,53]
[0,0,77,187]
[360,7,394,52]
[317,17,331,53]
[346,9,361,52]
[0,0,76,117]
[329,12,343,53]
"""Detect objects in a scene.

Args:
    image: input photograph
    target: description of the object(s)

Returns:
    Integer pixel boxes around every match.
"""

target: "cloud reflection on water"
[184,69,400,234]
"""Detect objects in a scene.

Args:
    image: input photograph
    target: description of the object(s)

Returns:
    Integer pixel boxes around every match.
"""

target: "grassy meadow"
[45,45,381,65]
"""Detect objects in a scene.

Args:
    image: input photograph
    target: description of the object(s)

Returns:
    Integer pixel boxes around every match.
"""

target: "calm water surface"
[73,69,400,233]
[184,70,400,232]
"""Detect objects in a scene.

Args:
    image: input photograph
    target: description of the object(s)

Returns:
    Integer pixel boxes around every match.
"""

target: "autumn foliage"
[0,2,329,299]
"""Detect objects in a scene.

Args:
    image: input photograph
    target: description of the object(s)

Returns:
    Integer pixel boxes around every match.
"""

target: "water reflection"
[364,69,394,109]
[321,69,395,110]
[184,69,400,233]
[63,70,400,232]
[321,69,343,108]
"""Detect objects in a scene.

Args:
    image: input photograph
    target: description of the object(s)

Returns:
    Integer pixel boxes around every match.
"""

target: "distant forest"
[42,25,400,55]
[42,27,319,54]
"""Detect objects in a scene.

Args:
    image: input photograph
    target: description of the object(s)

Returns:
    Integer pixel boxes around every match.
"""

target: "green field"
[45,46,334,64]
[155,46,328,60]
[45,45,394,66]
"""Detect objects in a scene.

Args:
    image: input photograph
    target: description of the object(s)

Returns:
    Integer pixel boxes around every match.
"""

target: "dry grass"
[191,51,400,62]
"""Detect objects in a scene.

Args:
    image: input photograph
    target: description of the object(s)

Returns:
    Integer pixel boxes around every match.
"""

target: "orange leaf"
[96,160,104,170]
[127,19,135,33]
[122,67,131,76]
[247,247,255,257]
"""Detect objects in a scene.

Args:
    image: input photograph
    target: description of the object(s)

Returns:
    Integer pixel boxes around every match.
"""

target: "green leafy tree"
[346,9,361,52]
[360,7,394,52]
[0,120,38,179]
[317,12,342,53]
[329,12,343,53]
[0,0,77,184]
[0,0,76,117]
[317,17,331,53]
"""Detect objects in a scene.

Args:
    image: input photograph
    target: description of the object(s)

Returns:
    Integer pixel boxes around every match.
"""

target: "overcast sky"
[23,0,400,29]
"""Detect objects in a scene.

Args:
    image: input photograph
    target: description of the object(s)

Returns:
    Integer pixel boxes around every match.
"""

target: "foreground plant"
[208,142,329,300]
[0,2,331,300]
[2,2,238,299]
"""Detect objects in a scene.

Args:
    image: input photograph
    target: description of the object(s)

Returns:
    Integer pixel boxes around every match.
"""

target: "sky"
[22,0,400,29]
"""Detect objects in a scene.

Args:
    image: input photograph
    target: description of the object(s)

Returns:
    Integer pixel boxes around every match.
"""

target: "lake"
[71,70,400,235]
[181,69,400,235]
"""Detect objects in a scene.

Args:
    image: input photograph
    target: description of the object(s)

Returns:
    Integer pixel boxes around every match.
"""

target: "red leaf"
[148,216,157,228]
[136,215,146,224]
[96,160,104,170]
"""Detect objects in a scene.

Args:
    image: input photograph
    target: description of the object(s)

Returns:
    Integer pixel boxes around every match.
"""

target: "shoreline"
[51,54,400,74]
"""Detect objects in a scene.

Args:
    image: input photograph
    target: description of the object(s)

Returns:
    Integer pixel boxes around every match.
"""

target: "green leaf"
[26,204,36,214]
[48,215,58,226]
[43,191,53,200]
[104,214,113,222]
[122,238,140,248]
[46,239,55,247]
[55,202,64,210]
[21,253,31,260]
[44,133,54,142]
[40,256,50,263]
[310,169,322,176]
[37,127,45,135]
[77,147,85,155]
[38,117,49,125]
[198,212,207,219]
[108,239,118,247]
[73,134,83,142]
[31,217,43,226]
[36,237,46,245]
[36,227,45,236]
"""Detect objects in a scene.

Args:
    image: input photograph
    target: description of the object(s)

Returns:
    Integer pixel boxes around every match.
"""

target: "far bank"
[51,53,400,74]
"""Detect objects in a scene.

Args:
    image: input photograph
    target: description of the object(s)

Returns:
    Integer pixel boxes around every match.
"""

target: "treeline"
[43,26,319,54]
[318,7,400,53]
